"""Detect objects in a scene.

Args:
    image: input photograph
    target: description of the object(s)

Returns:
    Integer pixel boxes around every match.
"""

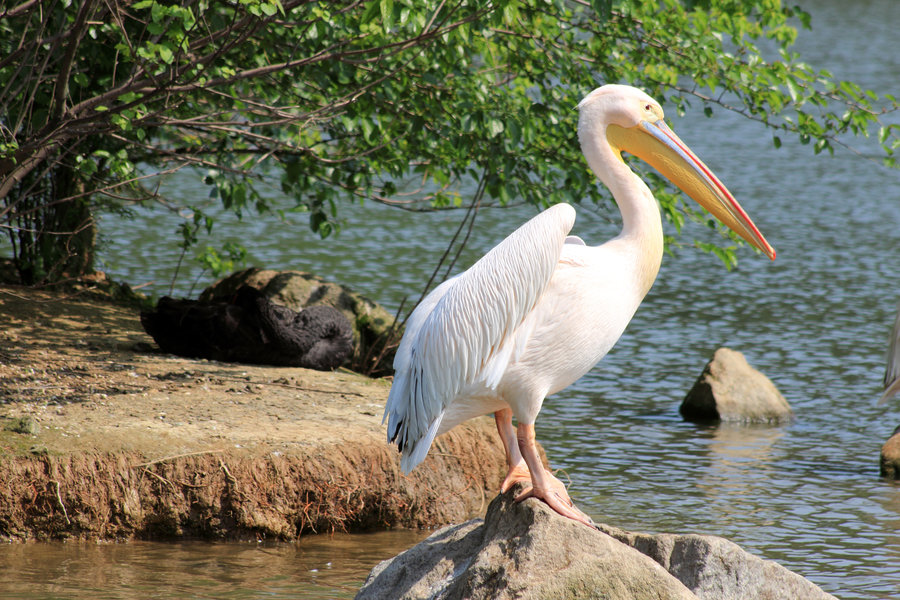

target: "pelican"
[383,84,776,526]
[879,302,900,404]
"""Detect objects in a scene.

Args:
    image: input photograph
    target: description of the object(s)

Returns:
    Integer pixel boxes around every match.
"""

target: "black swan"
[140,286,354,370]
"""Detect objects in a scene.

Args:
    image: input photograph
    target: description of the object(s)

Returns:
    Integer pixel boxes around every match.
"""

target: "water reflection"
[698,423,785,496]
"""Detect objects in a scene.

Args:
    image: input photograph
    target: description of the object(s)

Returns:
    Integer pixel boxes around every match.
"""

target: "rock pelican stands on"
[356,485,837,600]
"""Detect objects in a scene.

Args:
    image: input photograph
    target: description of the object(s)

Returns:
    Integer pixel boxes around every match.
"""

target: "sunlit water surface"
[0,531,427,600]
[3,1,900,598]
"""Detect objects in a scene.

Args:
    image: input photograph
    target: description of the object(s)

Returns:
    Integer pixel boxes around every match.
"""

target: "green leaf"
[151,2,166,23]
[590,0,612,21]
[487,118,505,138]
[4,0,896,289]
[157,45,174,64]
[380,0,394,30]
[785,78,800,102]
[361,1,380,24]
[360,119,375,142]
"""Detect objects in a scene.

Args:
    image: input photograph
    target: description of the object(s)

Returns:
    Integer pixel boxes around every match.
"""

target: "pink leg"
[514,422,594,527]
[494,408,531,492]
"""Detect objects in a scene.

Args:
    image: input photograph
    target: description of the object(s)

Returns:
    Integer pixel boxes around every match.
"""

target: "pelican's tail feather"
[399,412,444,474]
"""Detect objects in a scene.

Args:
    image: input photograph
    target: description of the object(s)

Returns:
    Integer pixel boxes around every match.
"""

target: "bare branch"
[53,0,99,121]
[0,0,40,19]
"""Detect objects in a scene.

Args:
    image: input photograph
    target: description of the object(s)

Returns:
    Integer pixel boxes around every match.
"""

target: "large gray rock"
[680,347,792,423]
[356,486,835,600]
[595,523,835,600]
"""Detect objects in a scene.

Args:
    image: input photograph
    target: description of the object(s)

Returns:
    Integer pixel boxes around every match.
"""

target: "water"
[4,0,900,598]
[0,531,427,600]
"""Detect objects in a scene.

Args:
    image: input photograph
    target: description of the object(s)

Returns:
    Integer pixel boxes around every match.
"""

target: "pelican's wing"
[384,203,577,472]
[879,301,900,404]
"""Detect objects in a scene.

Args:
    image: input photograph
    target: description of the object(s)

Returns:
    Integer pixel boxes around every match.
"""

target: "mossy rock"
[201,268,399,376]
[3,417,39,436]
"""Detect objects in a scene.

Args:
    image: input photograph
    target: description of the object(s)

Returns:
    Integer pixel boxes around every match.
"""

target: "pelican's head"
[577,84,776,260]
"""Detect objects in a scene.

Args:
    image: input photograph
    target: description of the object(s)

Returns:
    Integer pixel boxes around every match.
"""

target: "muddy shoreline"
[0,285,505,541]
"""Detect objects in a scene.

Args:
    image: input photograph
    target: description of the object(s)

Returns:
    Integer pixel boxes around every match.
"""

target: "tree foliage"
[0,0,896,284]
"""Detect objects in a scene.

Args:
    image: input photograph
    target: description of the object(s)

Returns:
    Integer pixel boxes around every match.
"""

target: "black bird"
[141,286,354,370]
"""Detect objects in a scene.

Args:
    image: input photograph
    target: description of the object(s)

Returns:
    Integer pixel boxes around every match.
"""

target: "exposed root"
[0,420,505,541]
[133,450,225,468]
[51,480,70,525]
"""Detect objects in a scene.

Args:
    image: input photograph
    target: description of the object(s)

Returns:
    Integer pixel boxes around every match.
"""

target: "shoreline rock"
[879,425,900,479]
[357,485,837,600]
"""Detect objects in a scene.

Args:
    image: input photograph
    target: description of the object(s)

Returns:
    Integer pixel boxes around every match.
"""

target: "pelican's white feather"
[383,203,576,472]
[382,84,773,499]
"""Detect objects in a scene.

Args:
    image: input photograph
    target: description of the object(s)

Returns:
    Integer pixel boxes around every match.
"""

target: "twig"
[212,374,366,396]
[219,458,249,501]
[476,476,485,514]
[219,458,237,485]
[132,449,224,468]
[51,480,71,524]
[358,297,405,377]
[140,467,176,492]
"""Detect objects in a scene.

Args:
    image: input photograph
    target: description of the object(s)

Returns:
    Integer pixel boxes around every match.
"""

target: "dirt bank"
[0,285,506,541]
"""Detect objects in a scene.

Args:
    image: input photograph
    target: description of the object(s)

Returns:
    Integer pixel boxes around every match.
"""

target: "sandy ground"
[0,284,506,541]
[0,285,390,455]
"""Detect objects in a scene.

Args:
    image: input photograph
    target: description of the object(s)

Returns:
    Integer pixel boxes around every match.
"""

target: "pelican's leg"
[494,408,531,492]
[513,422,595,527]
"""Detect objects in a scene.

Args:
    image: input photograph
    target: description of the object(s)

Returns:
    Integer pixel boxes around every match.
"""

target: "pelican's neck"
[580,124,664,296]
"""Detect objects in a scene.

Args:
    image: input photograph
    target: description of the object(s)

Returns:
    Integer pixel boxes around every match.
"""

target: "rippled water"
[0,531,427,600]
[4,1,900,599]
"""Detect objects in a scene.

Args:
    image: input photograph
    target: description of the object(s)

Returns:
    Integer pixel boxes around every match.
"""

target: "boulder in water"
[680,347,792,423]
[879,425,900,479]
[356,484,836,600]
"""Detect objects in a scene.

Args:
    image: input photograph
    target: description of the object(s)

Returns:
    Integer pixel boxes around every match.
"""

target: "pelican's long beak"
[607,120,776,260]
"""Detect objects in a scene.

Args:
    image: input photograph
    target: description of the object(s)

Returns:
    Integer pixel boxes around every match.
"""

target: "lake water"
[0,531,428,600]
[4,1,900,598]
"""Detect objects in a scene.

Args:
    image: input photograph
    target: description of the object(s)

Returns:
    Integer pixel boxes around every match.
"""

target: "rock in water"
[880,425,900,478]
[680,347,792,423]
[595,523,835,600]
[141,285,354,370]
[356,485,835,600]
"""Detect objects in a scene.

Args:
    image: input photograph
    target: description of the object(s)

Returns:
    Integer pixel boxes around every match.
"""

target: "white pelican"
[384,84,776,526]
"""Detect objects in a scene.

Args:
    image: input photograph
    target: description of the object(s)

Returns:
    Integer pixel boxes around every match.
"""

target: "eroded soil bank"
[0,285,505,541]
